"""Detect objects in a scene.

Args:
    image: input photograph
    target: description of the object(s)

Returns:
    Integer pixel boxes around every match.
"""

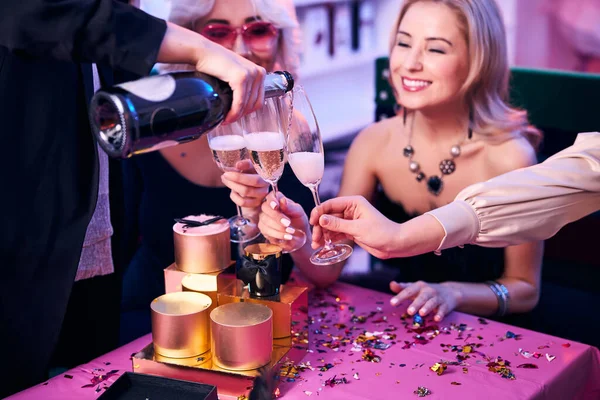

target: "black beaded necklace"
[402,108,472,196]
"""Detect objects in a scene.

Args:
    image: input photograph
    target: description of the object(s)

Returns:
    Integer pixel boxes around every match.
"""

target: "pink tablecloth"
[9,281,600,400]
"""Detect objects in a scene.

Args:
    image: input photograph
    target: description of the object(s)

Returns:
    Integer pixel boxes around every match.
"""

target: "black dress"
[375,191,505,284]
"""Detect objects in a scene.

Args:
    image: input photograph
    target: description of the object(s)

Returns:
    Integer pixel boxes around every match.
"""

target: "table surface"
[9,280,600,400]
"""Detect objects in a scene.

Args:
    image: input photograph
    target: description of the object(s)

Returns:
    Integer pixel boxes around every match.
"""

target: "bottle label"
[117,75,176,102]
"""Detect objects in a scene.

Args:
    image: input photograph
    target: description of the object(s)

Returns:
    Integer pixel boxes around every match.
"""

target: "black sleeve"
[0,0,167,76]
[121,158,144,267]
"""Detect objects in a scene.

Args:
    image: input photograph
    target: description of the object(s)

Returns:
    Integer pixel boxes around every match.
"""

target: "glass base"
[310,243,353,266]
[272,230,307,254]
[229,216,260,243]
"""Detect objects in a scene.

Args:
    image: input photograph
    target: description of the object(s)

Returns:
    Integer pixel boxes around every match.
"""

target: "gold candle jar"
[151,292,212,358]
[173,215,230,274]
[210,302,273,371]
[239,243,282,297]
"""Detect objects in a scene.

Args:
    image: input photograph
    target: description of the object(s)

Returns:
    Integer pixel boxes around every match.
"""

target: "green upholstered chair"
[509,67,600,160]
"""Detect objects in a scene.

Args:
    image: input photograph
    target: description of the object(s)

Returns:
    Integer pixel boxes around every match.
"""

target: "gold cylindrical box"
[151,292,212,358]
[210,303,273,371]
[173,215,230,274]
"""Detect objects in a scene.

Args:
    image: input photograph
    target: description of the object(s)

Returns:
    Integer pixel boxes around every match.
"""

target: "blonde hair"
[166,0,302,77]
[390,0,541,148]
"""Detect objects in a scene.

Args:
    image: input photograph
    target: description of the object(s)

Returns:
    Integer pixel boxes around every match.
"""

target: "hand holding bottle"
[157,22,267,123]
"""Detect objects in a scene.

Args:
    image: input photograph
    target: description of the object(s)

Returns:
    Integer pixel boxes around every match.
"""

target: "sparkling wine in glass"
[285,86,353,265]
[241,97,306,252]
[208,122,260,243]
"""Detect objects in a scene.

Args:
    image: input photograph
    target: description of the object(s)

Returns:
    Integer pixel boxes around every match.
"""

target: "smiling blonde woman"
[257,0,544,325]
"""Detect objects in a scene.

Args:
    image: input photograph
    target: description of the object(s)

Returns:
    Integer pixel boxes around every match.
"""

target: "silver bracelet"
[486,280,510,316]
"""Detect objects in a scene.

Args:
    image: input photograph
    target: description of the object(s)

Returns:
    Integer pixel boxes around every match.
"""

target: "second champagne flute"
[207,122,260,243]
[285,86,353,265]
[241,98,306,252]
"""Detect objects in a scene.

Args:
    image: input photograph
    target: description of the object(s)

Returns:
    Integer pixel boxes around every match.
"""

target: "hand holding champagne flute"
[286,86,353,265]
[207,122,261,243]
[241,97,306,252]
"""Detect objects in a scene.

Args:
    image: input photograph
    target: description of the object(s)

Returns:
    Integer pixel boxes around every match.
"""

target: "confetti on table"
[64,375,73,379]
[451,381,462,385]
[324,375,349,387]
[487,358,515,380]
[430,362,447,376]
[353,373,360,380]
[546,354,556,362]
[414,386,432,397]
[504,331,523,340]
[562,343,571,348]
[81,369,119,388]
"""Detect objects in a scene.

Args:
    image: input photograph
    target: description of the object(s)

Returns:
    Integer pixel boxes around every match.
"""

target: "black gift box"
[98,372,218,400]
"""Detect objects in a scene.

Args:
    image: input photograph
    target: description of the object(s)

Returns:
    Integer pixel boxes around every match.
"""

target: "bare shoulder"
[349,115,400,152]
[483,134,538,177]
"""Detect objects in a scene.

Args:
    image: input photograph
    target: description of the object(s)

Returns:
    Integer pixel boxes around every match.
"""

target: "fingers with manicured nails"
[258,214,290,241]
[278,196,306,219]
[260,195,294,227]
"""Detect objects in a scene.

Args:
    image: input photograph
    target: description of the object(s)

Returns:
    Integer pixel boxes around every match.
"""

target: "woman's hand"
[259,191,309,253]
[389,281,461,322]
[158,22,266,123]
[221,160,270,211]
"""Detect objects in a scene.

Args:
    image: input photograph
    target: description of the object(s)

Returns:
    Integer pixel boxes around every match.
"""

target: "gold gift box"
[217,280,308,340]
[164,263,235,295]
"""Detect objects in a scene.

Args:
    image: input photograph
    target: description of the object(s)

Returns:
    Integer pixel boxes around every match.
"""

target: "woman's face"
[390,1,470,111]
[195,0,280,71]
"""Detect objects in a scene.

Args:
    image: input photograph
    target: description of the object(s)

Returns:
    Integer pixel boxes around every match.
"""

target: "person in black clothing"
[120,0,313,342]
[0,0,267,395]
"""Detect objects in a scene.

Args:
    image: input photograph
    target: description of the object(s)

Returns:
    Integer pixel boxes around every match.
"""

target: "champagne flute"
[241,97,306,252]
[285,86,353,265]
[207,121,260,243]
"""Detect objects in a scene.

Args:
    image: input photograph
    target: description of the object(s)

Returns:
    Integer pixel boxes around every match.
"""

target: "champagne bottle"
[89,71,294,158]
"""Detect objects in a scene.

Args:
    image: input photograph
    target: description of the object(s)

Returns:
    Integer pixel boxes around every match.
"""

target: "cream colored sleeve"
[426,132,600,249]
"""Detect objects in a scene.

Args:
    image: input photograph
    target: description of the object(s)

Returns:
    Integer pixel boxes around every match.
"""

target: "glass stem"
[236,204,245,219]
[310,185,333,248]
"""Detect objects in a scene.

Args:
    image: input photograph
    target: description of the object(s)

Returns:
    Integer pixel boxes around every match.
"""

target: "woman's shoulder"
[481,133,538,177]
[350,115,403,150]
